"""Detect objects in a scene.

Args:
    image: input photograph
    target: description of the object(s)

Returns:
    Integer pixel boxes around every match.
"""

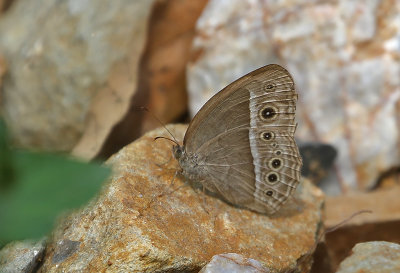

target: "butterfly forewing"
[181,64,302,214]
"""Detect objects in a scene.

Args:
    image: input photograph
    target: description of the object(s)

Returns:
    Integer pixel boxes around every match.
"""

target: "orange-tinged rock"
[41,125,324,272]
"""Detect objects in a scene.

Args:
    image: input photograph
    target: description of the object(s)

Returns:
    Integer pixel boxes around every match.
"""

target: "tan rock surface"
[40,125,324,273]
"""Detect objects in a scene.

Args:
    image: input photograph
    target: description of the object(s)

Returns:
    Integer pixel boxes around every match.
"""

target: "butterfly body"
[174,64,302,215]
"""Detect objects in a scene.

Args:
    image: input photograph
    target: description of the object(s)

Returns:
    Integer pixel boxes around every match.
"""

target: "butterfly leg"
[199,185,210,215]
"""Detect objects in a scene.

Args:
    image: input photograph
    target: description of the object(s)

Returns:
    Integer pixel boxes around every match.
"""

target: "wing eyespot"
[269,158,282,170]
[261,131,275,141]
[263,81,276,92]
[264,172,279,184]
[265,189,274,196]
[260,107,277,120]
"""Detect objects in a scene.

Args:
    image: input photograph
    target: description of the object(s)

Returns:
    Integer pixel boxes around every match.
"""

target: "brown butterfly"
[173,64,302,214]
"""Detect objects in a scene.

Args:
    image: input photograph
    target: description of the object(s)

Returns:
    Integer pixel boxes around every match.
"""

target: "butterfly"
[173,64,302,214]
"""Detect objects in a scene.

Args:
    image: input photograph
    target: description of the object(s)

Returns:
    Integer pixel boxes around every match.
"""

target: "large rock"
[40,125,324,273]
[187,0,400,191]
[86,0,209,159]
[0,0,154,151]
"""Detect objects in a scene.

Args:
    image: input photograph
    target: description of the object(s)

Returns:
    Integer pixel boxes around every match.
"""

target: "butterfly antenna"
[139,107,179,144]
[154,136,179,146]
[301,209,373,261]
[324,209,372,235]
[313,209,372,251]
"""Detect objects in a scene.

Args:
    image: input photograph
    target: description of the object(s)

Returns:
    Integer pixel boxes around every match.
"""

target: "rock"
[199,253,269,273]
[93,0,209,159]
[187,0,400,191]
[0,239,46,273]
[0,0,154,152]
[50,239,81,265]
[336,241,400,273]
[40,125,324,273]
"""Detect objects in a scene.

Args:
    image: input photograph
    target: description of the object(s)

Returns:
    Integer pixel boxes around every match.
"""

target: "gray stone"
[0,0,154,151]
[0,239,45,273]
[51,239,80,264]
[336,241,400,273]
[199,253,270,273]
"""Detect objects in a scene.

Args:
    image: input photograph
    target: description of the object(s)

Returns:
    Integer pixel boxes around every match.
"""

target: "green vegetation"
[0,121,110,246]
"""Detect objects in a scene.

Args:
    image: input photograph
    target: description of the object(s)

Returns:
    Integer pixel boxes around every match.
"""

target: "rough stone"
[336,241,400,273]
[0,239,45,273]
[187,0,400,191]
[0,0,154,152]
[90,0,209,159]
[40,125,324,273]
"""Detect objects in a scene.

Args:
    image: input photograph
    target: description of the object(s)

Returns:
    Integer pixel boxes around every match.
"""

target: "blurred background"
[0,0,399,270]
[2,0,399,193]
[0,0,400,191]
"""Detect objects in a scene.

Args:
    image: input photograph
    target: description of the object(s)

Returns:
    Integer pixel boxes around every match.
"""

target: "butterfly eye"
[260,107,277,120]
[174,147,183,158]
[275,150,282,156]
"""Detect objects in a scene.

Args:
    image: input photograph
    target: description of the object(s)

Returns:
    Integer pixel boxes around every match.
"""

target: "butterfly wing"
[183,64,302,214]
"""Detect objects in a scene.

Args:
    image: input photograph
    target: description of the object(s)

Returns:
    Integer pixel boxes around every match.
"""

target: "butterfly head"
[172,145,185,160]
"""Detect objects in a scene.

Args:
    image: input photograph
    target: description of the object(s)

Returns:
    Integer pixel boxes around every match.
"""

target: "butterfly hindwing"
[180,64,302,214]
